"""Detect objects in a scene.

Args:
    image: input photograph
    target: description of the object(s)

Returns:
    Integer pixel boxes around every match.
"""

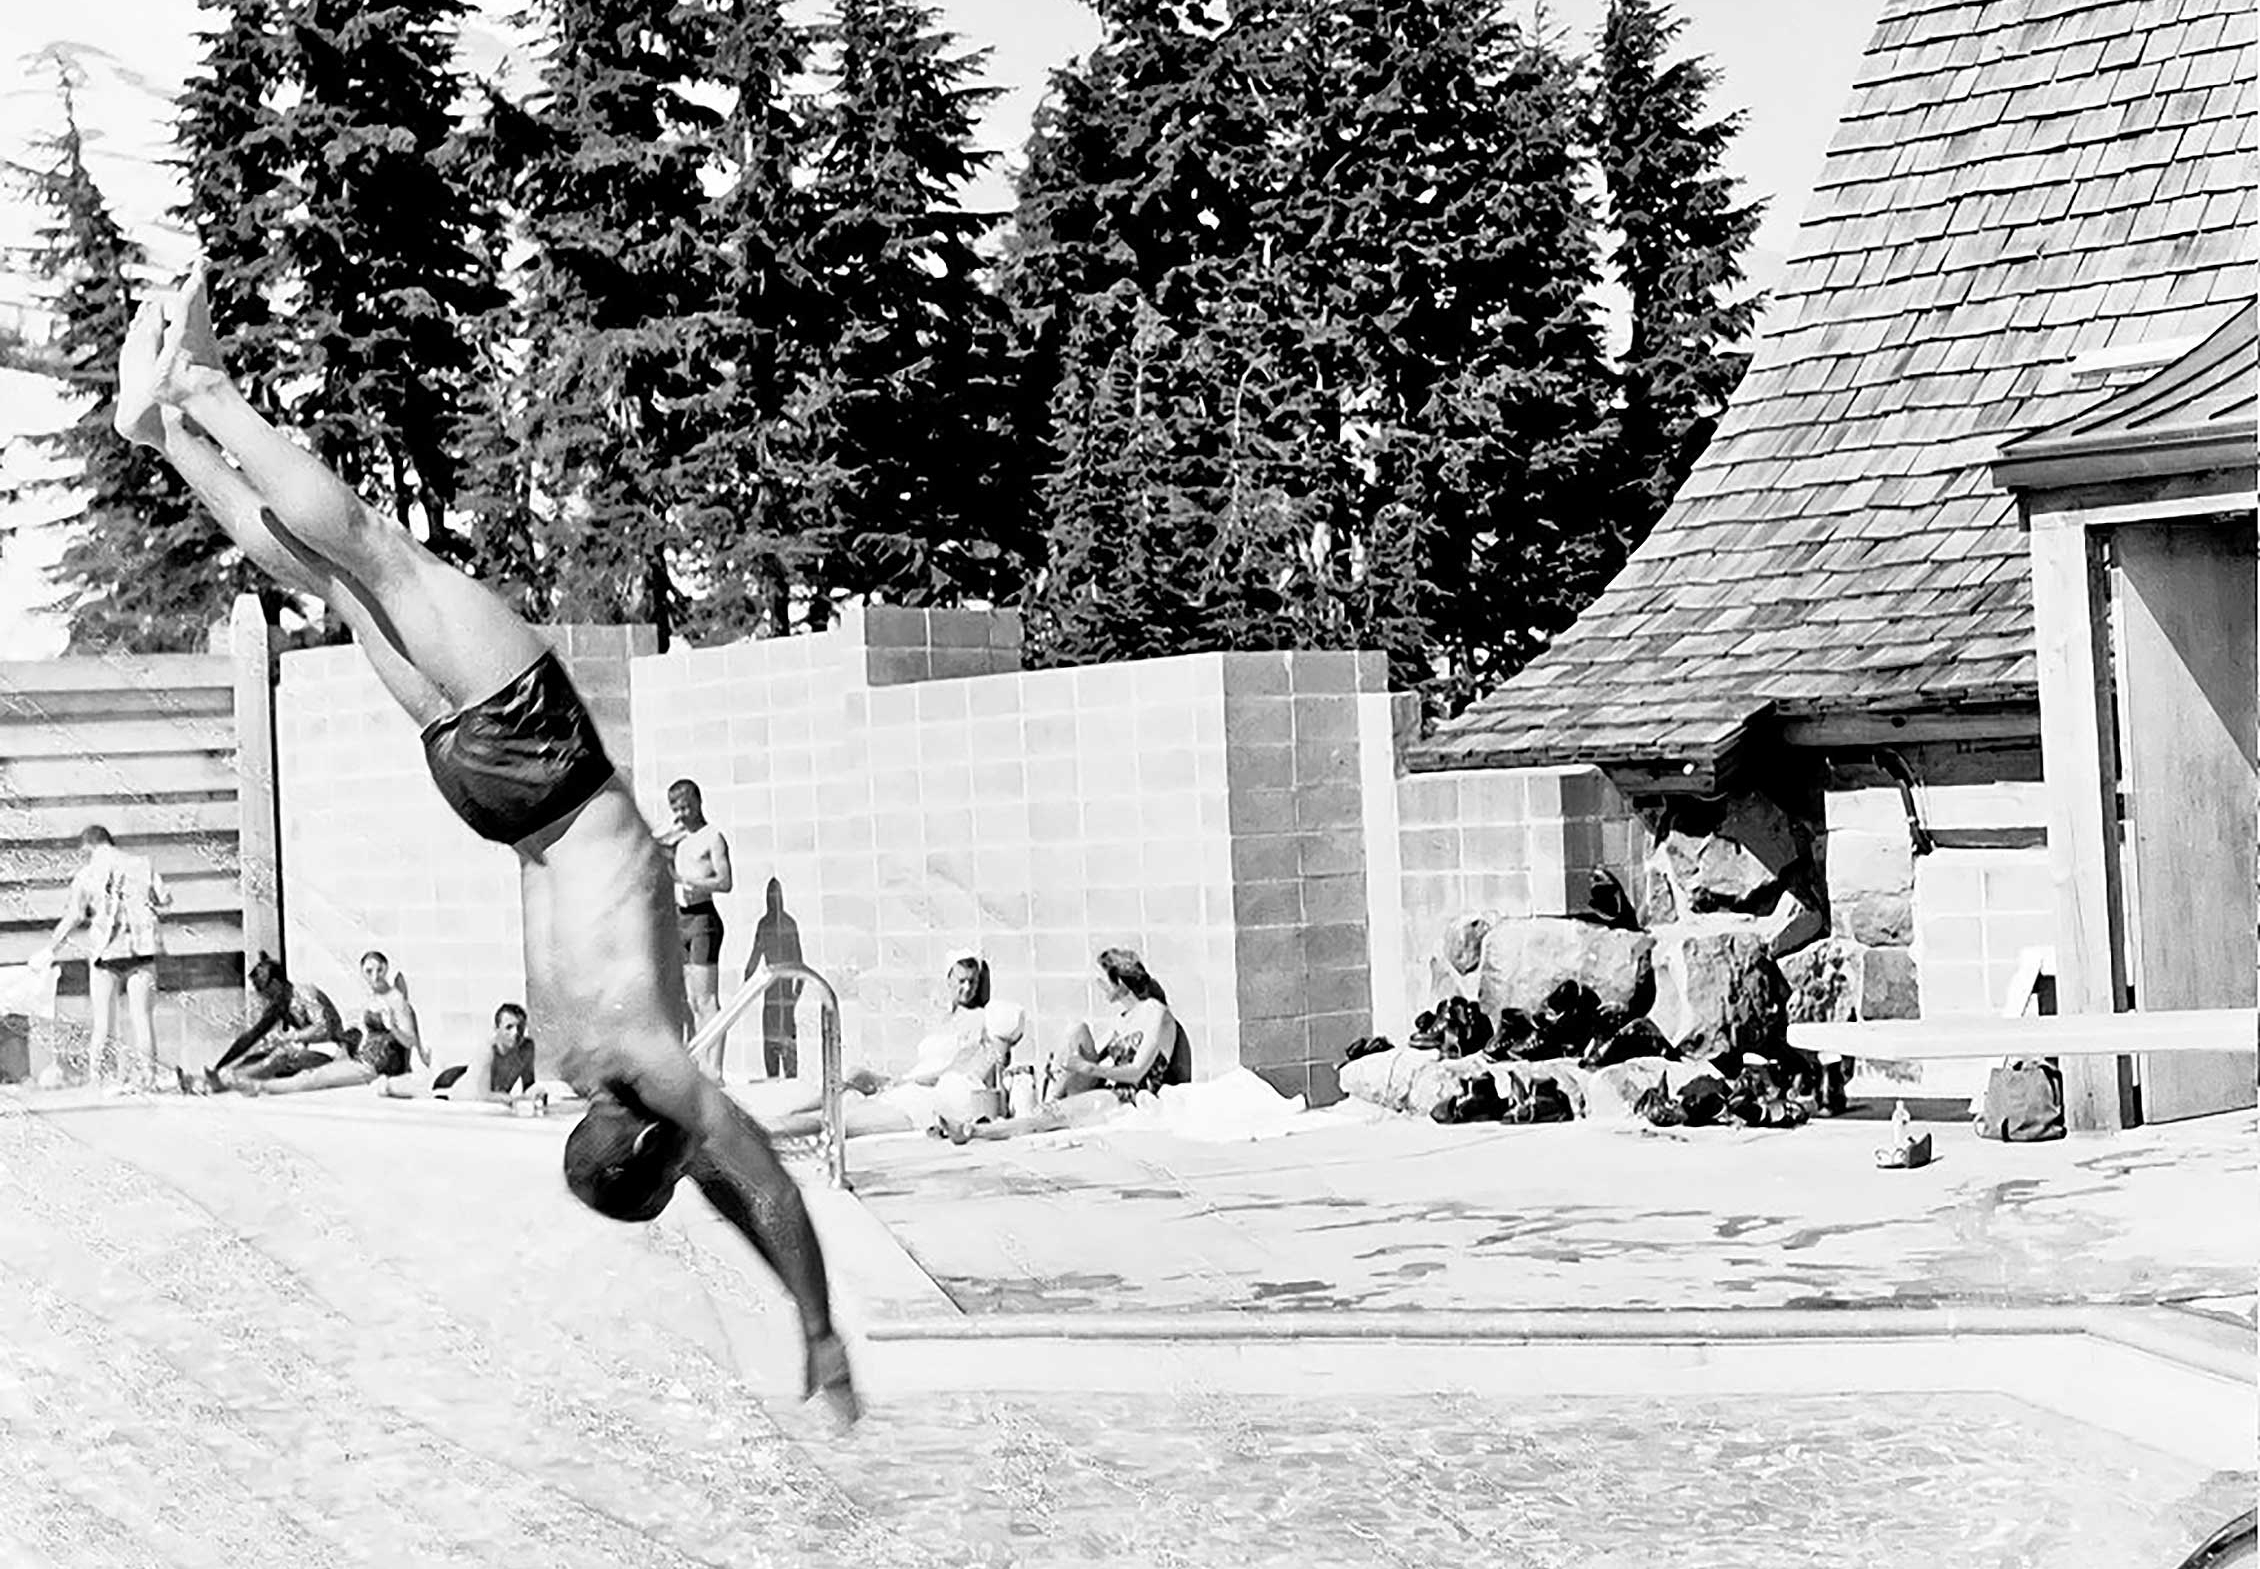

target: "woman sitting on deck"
[736,953,1023,1137]
[936,948,1182,1144]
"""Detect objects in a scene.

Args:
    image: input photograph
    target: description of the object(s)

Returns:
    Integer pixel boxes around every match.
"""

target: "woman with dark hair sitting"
[938,947,1182,1144]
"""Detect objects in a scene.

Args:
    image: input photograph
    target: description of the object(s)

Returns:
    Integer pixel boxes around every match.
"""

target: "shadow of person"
[744,878,804,1079]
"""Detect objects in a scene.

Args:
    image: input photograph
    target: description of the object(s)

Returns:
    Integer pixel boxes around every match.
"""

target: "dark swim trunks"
[679,903,724,965]
[420,651,616,845]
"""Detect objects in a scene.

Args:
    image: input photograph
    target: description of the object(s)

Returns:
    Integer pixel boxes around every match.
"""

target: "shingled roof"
[1994,300,2258,487]
[1417,0,2258,776]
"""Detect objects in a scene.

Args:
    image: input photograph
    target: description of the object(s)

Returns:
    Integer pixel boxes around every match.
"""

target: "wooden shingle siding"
[1422,0,2258,772]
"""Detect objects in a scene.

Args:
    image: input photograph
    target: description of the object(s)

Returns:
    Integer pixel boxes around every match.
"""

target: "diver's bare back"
[529,779,692,1089]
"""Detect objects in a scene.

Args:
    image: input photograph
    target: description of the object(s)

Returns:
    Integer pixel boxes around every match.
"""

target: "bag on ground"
[1975,1057,2066,1142]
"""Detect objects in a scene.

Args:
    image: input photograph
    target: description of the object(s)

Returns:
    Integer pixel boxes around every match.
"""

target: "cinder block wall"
[1386,764,1637,1026]
[1219,650,1388,1105]
[1905,781,2055,1016]
[274,626,649,1072]
[628,608,1250,1088]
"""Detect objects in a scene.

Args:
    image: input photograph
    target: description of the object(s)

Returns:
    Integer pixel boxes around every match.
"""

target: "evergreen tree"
[278,0,507,555]
[1391,8,1613,702]
[1007,0,1286,663]
[671,0,822,639]
[1014,0,1613,705]
[501,0,726,645]
[440,83,552,616]
[15,81,245,651]
[1594,0,1763,545]
[171,0,295,399]
[798,0,1023,616]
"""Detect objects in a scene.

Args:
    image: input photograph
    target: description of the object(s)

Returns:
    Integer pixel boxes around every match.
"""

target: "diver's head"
[562,1098,690,1223]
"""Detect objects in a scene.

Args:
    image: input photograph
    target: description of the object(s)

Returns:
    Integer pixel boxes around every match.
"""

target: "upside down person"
[117,264,857,1424]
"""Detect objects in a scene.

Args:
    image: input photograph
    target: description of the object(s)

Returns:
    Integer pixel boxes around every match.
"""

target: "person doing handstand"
[117,265,856,1422]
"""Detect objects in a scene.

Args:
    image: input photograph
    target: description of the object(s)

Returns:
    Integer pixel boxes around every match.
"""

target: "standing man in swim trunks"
[118,264,857,1422]
[34,824,171,1093]
[661,779,733,1060]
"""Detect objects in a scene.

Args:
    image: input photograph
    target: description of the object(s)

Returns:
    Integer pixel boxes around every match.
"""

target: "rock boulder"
[1782,936,1863,1024]
[1477,917,1655,1027]
[1647,920,1791,1062]
[1661,791,1806,914]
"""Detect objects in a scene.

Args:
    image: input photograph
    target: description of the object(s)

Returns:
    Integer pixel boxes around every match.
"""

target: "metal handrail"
[685,961,847,1189]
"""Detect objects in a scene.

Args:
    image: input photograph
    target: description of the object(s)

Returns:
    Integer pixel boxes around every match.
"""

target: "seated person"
[379,1002,540,1101]
[738,954,1023,1137]
[207,954,353,1093]
[938,948,1181,1144]
[347,949,427,1078]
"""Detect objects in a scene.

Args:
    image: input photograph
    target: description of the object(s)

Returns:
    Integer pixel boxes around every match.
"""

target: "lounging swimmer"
[936,948,1180,1143]
[119,264,857,1423]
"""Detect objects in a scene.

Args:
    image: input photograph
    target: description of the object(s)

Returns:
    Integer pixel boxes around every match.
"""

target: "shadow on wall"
[742,877,804,1079]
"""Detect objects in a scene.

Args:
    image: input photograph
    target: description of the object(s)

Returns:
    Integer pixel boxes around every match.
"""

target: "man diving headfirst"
[119,264,858,1424]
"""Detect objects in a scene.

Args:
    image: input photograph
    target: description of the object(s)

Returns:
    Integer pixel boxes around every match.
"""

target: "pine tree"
[798,0,1023,615]
[1007,0,1284,664]
[1013,0,1613,705]
[277,0,506,555]
[1393,8,1614,702]
[171,0,295,399]
[1594,0,1764,545]
[670,0,822,640]
[15,80,245,651]
[501,0,727,645]
[440,82,552,616]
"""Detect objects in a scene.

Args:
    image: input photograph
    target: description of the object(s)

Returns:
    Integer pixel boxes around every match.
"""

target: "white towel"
[0,963,59,1021]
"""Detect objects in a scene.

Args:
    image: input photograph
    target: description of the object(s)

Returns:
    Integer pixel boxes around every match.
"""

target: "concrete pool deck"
[0,1086,2250,1566]
[838,1101,2259,1324]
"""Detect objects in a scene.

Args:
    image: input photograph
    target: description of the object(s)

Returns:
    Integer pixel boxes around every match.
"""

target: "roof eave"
[1992,419,2260,493]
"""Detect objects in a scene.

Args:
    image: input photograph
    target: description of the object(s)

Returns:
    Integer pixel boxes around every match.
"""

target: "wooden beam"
[0,654,233,695]
[2028,518,2136,1130]
[0,915,246,966]
[1778,710,2039,747]
[0,750,245,801]
[0,800,241,842]
[2027,475,2258,532]
[1791,1008,2257,1061]
[1,870,246,927]
[0,715,236,757]
[231,596,285,976]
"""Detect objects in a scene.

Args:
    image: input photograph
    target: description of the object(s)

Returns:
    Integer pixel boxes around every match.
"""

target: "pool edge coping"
[858,1303,2256,1381]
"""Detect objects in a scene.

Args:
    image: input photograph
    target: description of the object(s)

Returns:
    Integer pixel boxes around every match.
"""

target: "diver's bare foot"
[112,298,168,448]
[153,261,230,407]
[804,1332,860,1429]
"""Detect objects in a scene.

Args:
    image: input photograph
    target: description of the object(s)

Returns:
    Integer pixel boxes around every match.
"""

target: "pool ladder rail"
[685,961,848,1191]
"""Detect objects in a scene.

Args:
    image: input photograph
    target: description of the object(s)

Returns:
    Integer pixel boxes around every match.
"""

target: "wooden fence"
[0,598,281,1077]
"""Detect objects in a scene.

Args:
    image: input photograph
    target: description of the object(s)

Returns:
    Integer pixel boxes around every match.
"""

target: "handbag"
[1975,1058,2066,1142]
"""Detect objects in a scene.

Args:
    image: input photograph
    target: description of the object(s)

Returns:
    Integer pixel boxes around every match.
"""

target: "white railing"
[685,962,847,1188]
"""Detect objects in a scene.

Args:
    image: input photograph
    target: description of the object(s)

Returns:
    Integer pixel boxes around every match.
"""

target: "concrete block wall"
[1220,649,1388,1107]
[626,617,868,1076]
[1387,764,1636,1027]
[274,626,651,1072]
[1907,782,2054,1016]
[627,608,1246,1084]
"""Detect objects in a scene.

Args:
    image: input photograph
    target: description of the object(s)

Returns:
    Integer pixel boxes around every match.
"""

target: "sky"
[0,0,1881,658]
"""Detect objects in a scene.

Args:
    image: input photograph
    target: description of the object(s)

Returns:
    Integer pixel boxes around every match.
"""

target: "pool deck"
[838,1100,2259,1327]
[0,1085,2250,1566]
